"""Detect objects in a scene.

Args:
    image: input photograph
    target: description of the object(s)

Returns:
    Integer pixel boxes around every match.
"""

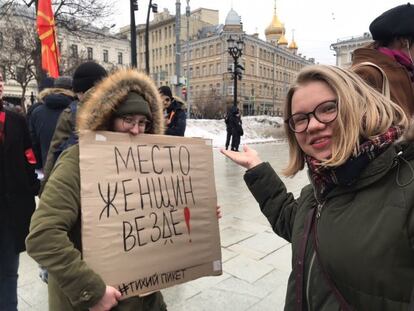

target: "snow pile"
[185,115,286,148]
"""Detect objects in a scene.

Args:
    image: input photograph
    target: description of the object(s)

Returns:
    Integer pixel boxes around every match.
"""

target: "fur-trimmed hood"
[37,88,74,101]
[77,69,164,135]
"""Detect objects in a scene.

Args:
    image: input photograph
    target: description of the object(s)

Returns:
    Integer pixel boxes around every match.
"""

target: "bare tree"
[0,12,37,111]
[193,88,226,119]
[0,0,115,84]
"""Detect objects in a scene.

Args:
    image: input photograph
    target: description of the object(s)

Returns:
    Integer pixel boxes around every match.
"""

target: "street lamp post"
[130,0,138,68]
[145,0,158,74]
[227,35,244,108]
[185,0,191,116]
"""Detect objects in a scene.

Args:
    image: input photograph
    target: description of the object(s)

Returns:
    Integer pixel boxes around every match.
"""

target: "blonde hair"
[283,65,408,177]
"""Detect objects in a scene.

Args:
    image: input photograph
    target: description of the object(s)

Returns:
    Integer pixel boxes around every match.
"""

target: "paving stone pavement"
[18,142,308,311]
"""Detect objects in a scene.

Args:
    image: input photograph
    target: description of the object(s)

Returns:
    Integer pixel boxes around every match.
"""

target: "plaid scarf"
[306,126,403,199]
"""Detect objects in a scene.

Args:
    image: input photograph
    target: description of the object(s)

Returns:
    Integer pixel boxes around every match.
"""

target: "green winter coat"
[244,141,414,311]
[26,69,167,311]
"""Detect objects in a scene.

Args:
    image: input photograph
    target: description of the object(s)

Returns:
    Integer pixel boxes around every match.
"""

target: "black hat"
[370,3,414,41]
[115,92,152,121]
[72,62,107,93]
[158,85,173,99]
[39,77,55,92]
[54,76,73,90]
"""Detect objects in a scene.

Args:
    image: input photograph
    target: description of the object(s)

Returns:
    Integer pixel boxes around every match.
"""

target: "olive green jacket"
[27,146,166,310]
[26,69,166,310]
[244,141,414,310]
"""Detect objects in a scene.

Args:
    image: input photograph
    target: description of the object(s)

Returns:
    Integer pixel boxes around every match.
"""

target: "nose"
[129,123,141,136]
[306,114,325,133]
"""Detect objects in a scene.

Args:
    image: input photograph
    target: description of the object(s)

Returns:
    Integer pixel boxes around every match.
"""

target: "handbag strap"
[313,220,353,311]
[295,207,316,311]
[351,61,390,99]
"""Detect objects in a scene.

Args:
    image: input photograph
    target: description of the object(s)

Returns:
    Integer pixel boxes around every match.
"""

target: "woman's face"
[291,81,337,161]
[113,114,151,136]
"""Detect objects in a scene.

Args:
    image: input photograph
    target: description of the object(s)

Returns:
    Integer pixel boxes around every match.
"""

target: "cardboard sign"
[79,131,222,298]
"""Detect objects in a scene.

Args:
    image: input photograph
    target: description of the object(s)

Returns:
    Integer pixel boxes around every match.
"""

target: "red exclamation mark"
[184,207,192,243]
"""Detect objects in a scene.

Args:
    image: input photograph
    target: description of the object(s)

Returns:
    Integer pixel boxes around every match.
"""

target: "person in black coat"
[228,107,243,151]
[29,76,75,168]
[0,72,39,310]
[159,85,187,136]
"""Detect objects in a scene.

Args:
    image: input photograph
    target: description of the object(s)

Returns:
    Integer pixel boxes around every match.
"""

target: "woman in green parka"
[222,65,414,310]
[26,68,167,311]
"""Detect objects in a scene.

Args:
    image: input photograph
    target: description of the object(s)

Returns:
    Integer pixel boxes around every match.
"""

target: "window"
[103,49,109,63]
[0,32,3,48]
[118,52,123,65]
[216,63,221,74]
[87,47,93,60]
[216,43,221,54]
[71,44,78,58]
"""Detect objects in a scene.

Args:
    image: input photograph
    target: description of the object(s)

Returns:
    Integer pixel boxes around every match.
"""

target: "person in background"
[352,3,414,116]
[0,71,39,311]
[224,108,233,150]
[41,61,107,192]
[26,76,55,170]
[228,106,243,152]
[158,85,186,136]
[26,77,55,123]
[222,65,414,310]
[29,76,75,169]
[26,68,167,311]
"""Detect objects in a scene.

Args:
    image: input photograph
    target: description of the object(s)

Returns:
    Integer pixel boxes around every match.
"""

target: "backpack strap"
[69,101,78,132]
[351,62,390,99]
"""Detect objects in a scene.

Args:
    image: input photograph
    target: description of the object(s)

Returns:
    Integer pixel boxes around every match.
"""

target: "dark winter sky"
[111,0,405,65]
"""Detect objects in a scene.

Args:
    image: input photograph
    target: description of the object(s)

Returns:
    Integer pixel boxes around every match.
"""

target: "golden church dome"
[265,14,284,36]
[278,33,288,46]
[288,40,298,49]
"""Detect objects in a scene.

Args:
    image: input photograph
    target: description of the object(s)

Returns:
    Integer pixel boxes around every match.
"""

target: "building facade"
[123,4,314,117]
[330,32,372,67]
[182,6,313,117]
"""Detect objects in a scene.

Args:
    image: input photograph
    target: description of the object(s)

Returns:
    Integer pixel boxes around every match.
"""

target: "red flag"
[37,0,59,78]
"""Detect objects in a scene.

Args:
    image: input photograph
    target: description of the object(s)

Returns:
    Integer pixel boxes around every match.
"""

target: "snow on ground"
[185,115,287,148]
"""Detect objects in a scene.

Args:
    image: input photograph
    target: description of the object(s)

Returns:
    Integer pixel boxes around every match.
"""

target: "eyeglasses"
[122,117,151,130]
[285,100,338,133]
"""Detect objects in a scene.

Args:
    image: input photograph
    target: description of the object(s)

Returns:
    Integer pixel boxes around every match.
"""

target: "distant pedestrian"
[352,3,414,116]
[228,106,243,151]
[159,85,187,136]
[0,71,40,311]
[224,109,233,150]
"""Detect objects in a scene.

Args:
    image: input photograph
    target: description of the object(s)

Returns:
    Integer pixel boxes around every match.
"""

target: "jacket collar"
[325,141,414,199]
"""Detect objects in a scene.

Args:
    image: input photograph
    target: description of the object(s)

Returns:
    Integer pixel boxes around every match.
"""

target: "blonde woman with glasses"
[222,65,414,310]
